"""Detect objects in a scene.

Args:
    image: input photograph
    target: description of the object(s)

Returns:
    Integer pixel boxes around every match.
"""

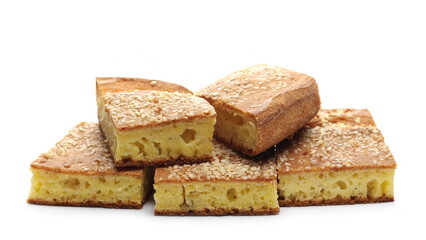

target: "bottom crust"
[279,195,394,207]
[27,198,144,209]
[116,155,213,167]
[155,207,279,216]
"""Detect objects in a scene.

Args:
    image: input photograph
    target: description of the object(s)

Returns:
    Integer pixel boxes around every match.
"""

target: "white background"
[1,0,425,239]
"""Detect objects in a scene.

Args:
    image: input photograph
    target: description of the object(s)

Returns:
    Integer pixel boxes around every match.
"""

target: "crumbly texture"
[278,169,394,206]
[28,169,153,209]
[154,140,279,216]
[28,122,153,209]
[98,90,216,167]
[198,64,320,156]
[276,109,396,207]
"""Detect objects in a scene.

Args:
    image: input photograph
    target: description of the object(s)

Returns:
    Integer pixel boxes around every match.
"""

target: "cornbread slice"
[154,140,279,216]
[276,109,396,207]
[98,88,216,167]
[198,64,320,156]
[28,122,153,209]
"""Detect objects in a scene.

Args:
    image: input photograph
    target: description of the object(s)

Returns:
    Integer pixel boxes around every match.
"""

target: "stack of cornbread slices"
[28,65,396,215]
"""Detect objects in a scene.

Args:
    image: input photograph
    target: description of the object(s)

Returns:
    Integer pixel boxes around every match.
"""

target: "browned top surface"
[277,109,396,174]
[308,109,376,127]
[197,64,317,118]
[155,140,276,183]
[96,77,192,96]
[30,122,143,177]
[103,90,216,130]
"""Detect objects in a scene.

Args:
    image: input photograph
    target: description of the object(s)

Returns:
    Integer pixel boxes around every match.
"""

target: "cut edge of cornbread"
[154,181,279,216]
[113,118,216,166]
[277,168,395,207]
[211,104,258,155]
[97,90,216,167]
[276,109,396,207]
[28,167,154,209]
[153,140,279,216]
[27,122,154,209]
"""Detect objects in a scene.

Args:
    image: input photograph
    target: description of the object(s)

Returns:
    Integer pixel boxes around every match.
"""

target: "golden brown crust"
[277,109,396,174]
[279,195,394,207]
[96,77,192,97]
[254,88,320,155]
[198,64,320,156]
[96,77,195,130]
[115,155,214,167]
[27,198,143,209]
[30,122,143,177]
[155,207,279,216]
[96,77,207,131]
[155,140,276,183]
[101,90,215,131]
[308,108,376,128]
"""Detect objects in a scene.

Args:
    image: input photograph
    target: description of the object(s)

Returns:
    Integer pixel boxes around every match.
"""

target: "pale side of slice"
[154,182,278,215]
[278,169,394,206]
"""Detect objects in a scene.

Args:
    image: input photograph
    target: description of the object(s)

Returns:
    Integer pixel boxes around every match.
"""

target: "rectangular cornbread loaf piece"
[96,77,216,167]
[197,64,320,156]
[276,109,396,206]
[28,122,153,209]
[154,140,279,216]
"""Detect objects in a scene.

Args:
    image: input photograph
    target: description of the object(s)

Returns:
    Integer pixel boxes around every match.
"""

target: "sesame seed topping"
[157,141,276,182]
[277,109,396,173]
[197,64,314,114]
[103,90,215,129]
[30,122,141,176]
[150,80,157,86]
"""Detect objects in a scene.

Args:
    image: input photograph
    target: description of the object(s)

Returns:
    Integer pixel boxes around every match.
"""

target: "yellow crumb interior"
[115,118,215,162]
[154,181,279,213]
[98,99,215,163]
[278,169,394,204]
[214,107,257,153]
[28,168,153,206]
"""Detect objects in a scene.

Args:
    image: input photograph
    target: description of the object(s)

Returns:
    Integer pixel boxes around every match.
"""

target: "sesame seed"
[103,90,215,129]
[197,64,311,113]
[157,141,276,182]
[277,109,396,173]
[31,122,141,176]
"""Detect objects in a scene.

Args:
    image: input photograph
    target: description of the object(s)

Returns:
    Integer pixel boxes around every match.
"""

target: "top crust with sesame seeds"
[154,140,276,183]
[197,64,318,117]
[103,90,216,130]
[96,77,192,97]
[277,109,396,174]
[197,64,321,156]
[30,122,142,177]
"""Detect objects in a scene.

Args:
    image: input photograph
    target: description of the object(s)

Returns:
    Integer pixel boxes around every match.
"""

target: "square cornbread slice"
[28,122,153,209]
[98,88,216,167]
[154,140,279,216]
[276,109,396,207]
[197,64,320,156]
